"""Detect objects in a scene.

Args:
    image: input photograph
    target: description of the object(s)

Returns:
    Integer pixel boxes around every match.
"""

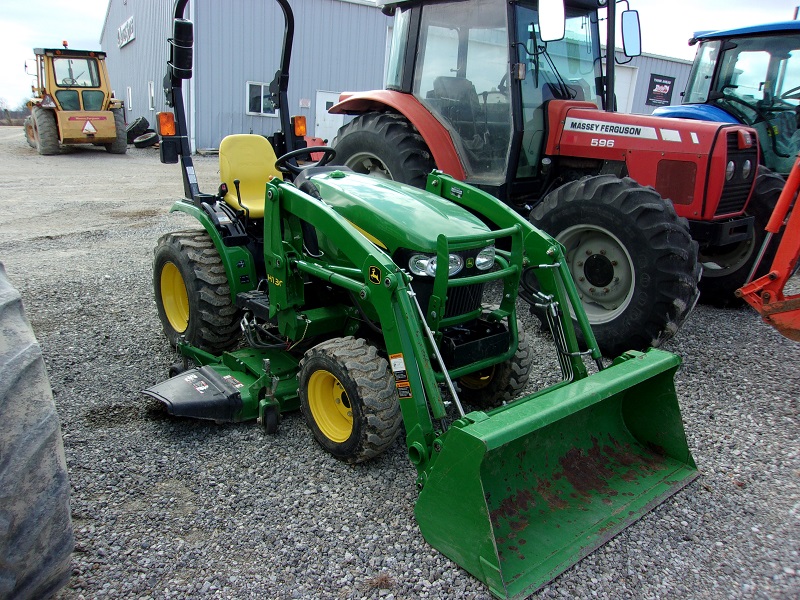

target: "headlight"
[475,246,495,271]
[726,160,735,181]
[408,253,463,277]
[742,159,752,179]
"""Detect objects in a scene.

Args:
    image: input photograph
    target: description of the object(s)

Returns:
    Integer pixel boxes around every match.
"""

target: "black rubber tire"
[699,166,786,306]
[104,108,128,154]
[133,131,158,148]
[0,263,74,599]
[153,230,241,353]
[23,115,36,149]
[125,116,149,143]
[298,337,402,464]
[457,310,533,409]
[529,175,701,358]
[32,107,60,155]
[331,112,435,188]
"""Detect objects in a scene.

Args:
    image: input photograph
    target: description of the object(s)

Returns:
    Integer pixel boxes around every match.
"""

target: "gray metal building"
[611,48,694,115]
[99,0,390,151]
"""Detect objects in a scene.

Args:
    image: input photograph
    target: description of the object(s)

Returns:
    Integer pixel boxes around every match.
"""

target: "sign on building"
[118,16,135,49]
[645,74,675,106]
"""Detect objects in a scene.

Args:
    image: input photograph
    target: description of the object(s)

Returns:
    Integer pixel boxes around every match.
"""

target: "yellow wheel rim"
[160,262,189,333]
[307,370,353,443]
[460,366,495,391]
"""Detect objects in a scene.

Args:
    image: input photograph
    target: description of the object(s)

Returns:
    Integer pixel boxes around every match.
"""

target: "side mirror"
[539,0,565,42]
[169,18,193,79]
[621,10,642,57]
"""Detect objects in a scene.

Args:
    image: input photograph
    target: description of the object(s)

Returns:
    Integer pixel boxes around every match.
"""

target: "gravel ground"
[1,125,798,599]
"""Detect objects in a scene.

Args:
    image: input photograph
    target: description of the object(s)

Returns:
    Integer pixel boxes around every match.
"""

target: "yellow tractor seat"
[219,134,283,219]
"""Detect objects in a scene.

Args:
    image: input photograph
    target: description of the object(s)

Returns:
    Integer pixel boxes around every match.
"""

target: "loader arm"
[737,155,800,340]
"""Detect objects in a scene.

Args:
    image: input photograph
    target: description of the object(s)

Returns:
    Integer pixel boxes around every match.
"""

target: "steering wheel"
[275,146,336,176]
[61,77,77,86]
[781,85,800,100]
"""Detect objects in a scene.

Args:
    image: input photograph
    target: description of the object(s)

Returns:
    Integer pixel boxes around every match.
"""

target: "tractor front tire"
[457,314,533,409]
[530,175,701,358]
[153,230,241,353]
[332,112,435,188]
[299,337,402,464]
[23,116,36,149]
[0,263,74,599]
[32,107,59,155]
[104,108,128,154]
[699,166,786,306]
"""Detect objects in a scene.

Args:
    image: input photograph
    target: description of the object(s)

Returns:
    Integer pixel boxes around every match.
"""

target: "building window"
[246,81,279,117]
[126,86,133,111]
[148,81,155,111]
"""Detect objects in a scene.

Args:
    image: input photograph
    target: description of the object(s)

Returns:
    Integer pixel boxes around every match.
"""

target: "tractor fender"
[652,104,739,124]
[169,200,258,300]
[330,90,465,179]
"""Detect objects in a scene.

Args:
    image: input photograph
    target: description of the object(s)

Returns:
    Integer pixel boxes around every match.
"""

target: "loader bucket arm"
[737,155,800,341]
[267,177,697,598]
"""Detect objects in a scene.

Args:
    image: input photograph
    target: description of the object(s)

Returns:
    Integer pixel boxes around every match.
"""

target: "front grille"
[715,132,758,216]
[444,284,484,318]
[412,280,485,320]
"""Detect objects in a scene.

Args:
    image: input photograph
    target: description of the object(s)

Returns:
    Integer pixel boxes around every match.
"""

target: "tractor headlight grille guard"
[716,130,758,216]
[397,246,494,319]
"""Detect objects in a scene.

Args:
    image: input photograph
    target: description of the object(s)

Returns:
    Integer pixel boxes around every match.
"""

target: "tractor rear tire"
[153,230,241,353]
[32,107,60,155]
[332,112,435,188]
[104,108,128,154]
[458,310,533,409]
[23,116,36,149]
[298,337,402,464]
[530,175,701,358]
[0,263,74,599]
[698,166,785,306]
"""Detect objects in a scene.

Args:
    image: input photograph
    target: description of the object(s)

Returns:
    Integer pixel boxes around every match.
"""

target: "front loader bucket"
[415,349,697,599]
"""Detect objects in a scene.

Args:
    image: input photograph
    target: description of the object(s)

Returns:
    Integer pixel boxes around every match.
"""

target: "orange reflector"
[293,115,307,137]
[157,112,176,136]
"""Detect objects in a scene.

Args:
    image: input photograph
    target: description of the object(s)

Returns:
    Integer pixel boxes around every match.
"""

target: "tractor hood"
[307,170,492,253]
[545,101,759,214]
[652,104,738,124]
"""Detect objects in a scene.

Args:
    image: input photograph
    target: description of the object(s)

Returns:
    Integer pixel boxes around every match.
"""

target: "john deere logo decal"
[369,266,381,285]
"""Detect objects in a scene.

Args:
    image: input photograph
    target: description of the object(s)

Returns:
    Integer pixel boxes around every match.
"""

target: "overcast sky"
[1,0,798,109]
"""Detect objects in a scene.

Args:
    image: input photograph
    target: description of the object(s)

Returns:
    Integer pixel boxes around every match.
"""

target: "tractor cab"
[655,21,800,176]
[381,0,638,190]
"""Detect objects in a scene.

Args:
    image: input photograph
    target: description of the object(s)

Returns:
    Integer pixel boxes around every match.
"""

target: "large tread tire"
[32,107,60,155]
[530,175,701,358]
[332,112,435,188]
[298,337,402,464]
[699,166,785,306]
[125,116,150,143]
[23,116,36,149]
[457,311,533,409]
[0,263,74,599]
[153,230,241,353]
[104,108,128,154]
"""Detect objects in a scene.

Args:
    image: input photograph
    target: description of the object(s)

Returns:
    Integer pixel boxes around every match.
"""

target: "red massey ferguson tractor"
[329,0,772,357]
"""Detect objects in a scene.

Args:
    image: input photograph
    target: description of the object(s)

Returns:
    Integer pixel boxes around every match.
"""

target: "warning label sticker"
[396,382,412,399]
[390,353,407,382]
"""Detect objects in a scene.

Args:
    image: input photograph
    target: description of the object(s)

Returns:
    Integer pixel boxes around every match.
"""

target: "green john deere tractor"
[145,1,698,598]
